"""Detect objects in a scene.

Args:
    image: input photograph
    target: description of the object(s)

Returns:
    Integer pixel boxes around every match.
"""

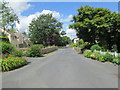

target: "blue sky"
[22,2,118,16]
[9,2,118,39]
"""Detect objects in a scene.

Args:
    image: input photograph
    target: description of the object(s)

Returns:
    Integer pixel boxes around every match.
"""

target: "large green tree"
[56,36,71,46]
[0,2,19,30]
[28,14,63,46]
[69,5,120,52]
[110,13,120,53]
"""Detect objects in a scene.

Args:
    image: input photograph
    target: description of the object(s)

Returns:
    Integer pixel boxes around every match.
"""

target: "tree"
[69,5,119,52]
[28,14,62,46]
[0,2,19,30]
[110,13,120,53]
[56,36,71,46]
[22,32,28,38]
[61,31,66,36]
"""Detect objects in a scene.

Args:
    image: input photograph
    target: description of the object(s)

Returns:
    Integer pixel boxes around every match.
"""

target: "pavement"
[2,47,118,88]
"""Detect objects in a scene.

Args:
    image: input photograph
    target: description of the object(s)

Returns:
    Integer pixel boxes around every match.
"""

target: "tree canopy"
[69,5,120,52]
[28,14,71,46]
[0,2,19,31]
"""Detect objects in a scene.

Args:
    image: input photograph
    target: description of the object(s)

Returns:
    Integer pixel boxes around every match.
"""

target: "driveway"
[2,47,118,88]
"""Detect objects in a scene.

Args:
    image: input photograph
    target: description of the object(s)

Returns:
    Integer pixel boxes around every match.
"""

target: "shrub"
[90,52,100,59]
[11,50,23,57]
[113,56,120,65]
[97,54,106,62]
[1,57,28,72]
[0,36,9,43]
[90,44,101,52]
[76,39,84,46]
[0,42,15,54]
[83,50,92,58]
[103,53,114,62]
[79,42,90,53]
[26,44,43,57]
[79,42,89,49]
[71,43,77,47]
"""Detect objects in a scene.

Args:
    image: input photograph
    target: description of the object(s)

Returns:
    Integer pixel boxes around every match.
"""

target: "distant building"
[73,38,79,43]
[0,28,32,48]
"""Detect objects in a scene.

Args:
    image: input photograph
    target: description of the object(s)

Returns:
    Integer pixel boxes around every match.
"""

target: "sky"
[6,1,119,39]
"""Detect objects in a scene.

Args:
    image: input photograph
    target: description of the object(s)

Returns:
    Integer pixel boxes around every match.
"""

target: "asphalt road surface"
[2,47,118,88]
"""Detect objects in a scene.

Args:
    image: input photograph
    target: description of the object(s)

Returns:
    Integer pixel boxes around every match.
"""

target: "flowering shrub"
[1,57,28,72]
[83,50,119,64]
[90,53,95,59]
[83,50,92,58]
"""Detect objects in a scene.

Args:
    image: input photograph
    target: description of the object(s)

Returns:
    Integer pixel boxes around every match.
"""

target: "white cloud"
[17,10,61,32]
[3,1,61,32]
[8,2,31,16]
[40,10,61,19]
[61,15,73,22]
[66,28,77,39]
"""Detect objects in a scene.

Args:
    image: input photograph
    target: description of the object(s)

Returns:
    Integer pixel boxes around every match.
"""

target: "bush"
[97,54,106,62]
[1,57,28,72]
[79,42,90,53]
[113,56,120,64]
[26,44,43,57]
[11,50,23,57]
[79,42,89,49]
[71,43,77,47]
[90,44,101,52]
[0,42,15,54]
[90,52,100,59]
[76,39,84,46]
[83,50,92,58]
[0,36,9,43]
[103,53,114,62]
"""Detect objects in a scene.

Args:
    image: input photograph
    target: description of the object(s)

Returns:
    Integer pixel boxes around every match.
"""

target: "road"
[2,47,118,88]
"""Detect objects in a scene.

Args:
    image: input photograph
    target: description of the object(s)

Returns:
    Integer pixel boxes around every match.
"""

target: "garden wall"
[41,46,58,54]
[19,46,58,54]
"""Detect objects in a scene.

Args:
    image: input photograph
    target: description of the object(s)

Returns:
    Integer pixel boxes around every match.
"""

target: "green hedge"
[11,50,24,57]
[26,44,43,57]
[0,36,9,43]
[0,42,15,54]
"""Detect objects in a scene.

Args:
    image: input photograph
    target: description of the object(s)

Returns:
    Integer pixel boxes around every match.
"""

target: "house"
[0,28,32,48]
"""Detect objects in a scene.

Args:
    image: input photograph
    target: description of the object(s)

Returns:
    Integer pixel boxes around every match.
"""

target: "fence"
[73,47,120,57]
[96,50,120,57]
